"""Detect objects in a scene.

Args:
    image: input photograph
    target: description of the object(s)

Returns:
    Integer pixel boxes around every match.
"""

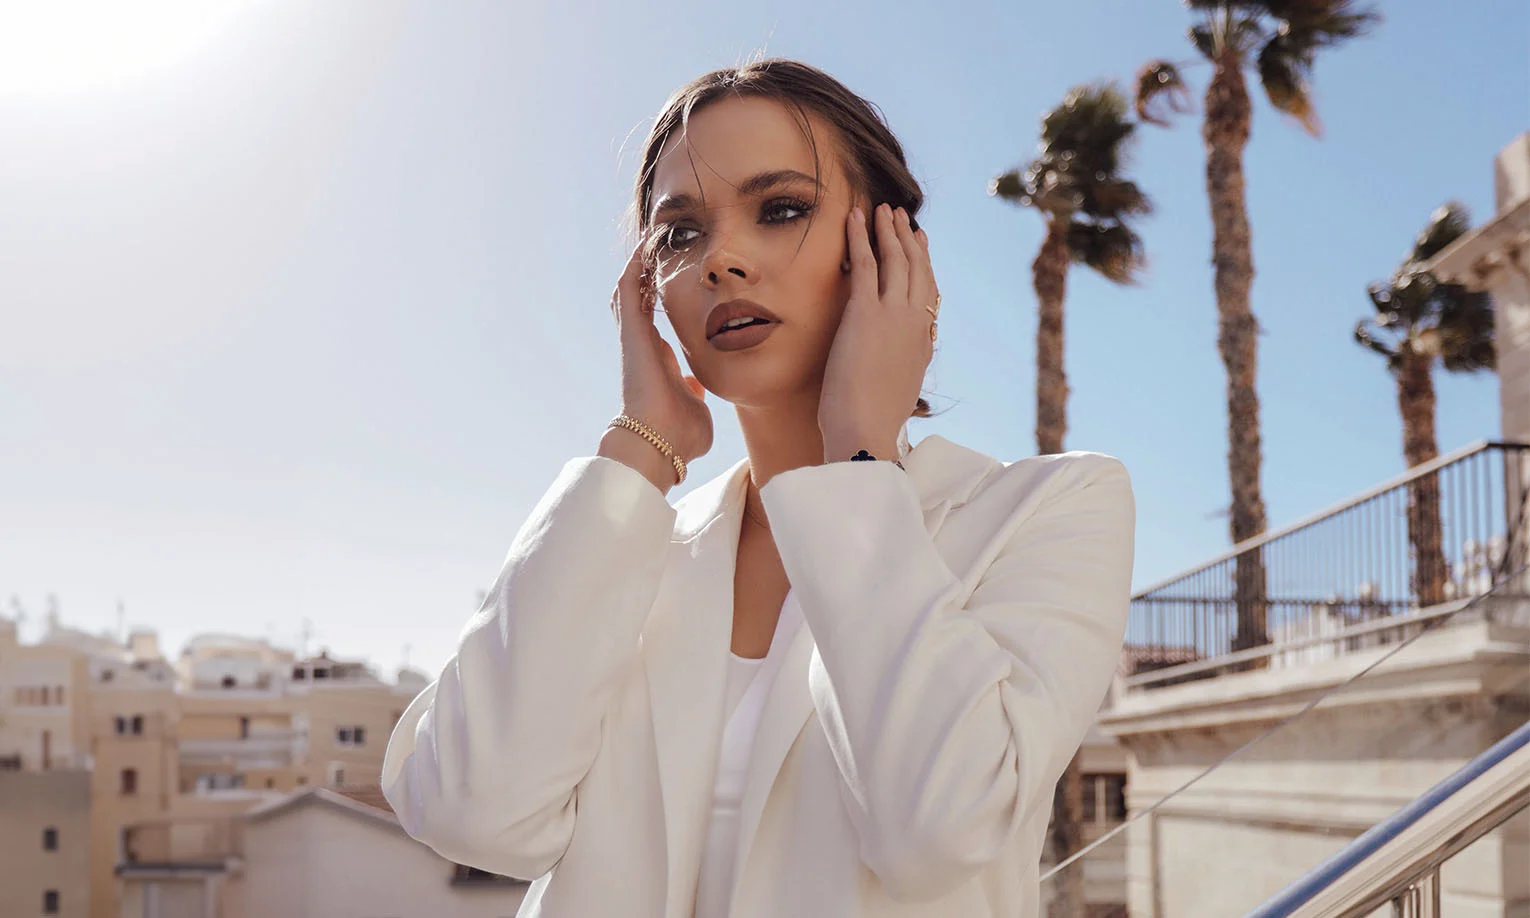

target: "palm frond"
[1273,0,1380,49]
[1360,204,1496,377]
[1066,220,1145,285]
[1037,82,1134,174]
[1135,61,1193,127]
[988,169,1028,205]
[1408,201,1472,265]
[1367,281,1394,315]
[1190,23,1217,59]
[1256,38,1321,136]
[1013,82,1153,224]
[1354,319,1402,368]
[1436,286,1496,373]
[1088,180,1154,219]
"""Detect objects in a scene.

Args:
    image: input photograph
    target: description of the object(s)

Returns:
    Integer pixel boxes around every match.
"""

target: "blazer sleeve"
[381,455,677,880]
[759,452,1135,902]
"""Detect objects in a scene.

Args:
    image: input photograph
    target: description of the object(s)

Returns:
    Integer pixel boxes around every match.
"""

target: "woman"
[382,58,1135,918]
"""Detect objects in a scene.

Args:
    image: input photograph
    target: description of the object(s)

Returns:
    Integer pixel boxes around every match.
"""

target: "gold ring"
[929,320,938,342]
[924,305,938,320]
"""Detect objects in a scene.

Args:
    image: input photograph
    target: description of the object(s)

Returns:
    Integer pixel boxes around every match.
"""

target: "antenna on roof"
[117,599,126,644]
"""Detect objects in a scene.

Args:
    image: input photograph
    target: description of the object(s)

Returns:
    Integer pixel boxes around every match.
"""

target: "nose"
[703,263,748,287]
[699,230,755,289]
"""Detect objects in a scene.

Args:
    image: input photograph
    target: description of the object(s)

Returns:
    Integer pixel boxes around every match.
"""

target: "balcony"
[178,730,299,769]
[1091,441,1530,917]
[117,819,243,876]
[1121,441,1529,689]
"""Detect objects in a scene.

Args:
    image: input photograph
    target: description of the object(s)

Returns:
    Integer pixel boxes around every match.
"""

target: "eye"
[654,196,815,252]
[762,197,814,224]
[658,224,701,251]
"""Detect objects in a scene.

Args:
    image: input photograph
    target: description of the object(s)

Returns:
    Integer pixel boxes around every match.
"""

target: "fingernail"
[852,206,863,221]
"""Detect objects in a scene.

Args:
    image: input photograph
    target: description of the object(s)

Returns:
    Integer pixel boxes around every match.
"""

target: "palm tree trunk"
[1204,48,1270,655]
[1034,217,1070,457]
[1034,216,1084,918]
[1397,353,1447,605]
[1047,759,1088,918]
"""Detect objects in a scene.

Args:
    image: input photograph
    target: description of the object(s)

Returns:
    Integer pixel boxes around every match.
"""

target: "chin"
[693,356,817,410]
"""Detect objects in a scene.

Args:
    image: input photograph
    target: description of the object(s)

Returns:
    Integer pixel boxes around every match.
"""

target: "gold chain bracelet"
[608,415,687,486]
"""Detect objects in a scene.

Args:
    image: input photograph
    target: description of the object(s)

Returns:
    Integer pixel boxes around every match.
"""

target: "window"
[43,890,58,915]
[291,665,305,681]
[1105,774,1127,821]
[1080,773,1128,824]
[221,675,237,689]
[120,768,138,795]
[296,775,307,785]
[336,727,352,744]
[240,717,250,739]
[196,773,245,792]
[353,726,366,745]
[43,827,57,851]
[313,666,330,680]
[131,715,144,735]
[265,777,275,789]
[55,685,65,705]
[114,716,127,735]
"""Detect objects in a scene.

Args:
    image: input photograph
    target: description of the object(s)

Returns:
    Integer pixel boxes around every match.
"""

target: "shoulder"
[911,434,1130,513]
[938,443,1134,547]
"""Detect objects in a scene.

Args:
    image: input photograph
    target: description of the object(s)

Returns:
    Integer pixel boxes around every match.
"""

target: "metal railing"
[1123,441,1530,688]
[1248,717,1530,917]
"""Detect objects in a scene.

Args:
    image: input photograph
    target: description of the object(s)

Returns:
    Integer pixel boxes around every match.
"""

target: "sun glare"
[0,1,258,99]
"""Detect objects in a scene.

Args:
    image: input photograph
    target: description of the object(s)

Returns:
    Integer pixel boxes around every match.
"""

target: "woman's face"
[645,95,860,410]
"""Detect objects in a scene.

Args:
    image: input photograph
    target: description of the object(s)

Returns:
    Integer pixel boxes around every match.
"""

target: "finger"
[845,206,879,306]
[893,208,931,309]
[874,204,908,303]
[613,244,653,325]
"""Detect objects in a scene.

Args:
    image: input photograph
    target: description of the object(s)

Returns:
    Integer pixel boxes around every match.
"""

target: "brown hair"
[627,57,935,419]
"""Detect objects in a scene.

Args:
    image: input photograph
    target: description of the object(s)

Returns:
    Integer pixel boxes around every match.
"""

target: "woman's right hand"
[601,245,714,490]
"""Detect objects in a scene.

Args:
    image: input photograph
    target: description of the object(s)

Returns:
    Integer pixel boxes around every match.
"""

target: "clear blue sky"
[2,0,1524,678]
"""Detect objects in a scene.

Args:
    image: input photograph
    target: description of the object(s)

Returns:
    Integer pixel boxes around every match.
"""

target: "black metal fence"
[1124,441,1530,683]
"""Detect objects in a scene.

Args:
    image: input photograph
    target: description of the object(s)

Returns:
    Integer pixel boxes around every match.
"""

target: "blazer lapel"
[644,456,751,917]
[726,434,1002,899]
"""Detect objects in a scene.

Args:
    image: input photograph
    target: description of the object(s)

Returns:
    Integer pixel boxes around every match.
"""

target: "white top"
[692,591,805,918]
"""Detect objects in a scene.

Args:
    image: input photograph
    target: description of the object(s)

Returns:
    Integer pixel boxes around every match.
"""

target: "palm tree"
[1356,203,1495,606]
[1135,0,1379,654]
[990,82,1150,455]
[989,81,1150,918]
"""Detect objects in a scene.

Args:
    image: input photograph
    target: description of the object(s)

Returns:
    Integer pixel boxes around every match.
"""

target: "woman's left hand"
[819,203,939,464]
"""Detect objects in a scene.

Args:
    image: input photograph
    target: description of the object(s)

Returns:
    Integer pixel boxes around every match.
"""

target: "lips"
[706,299,782,340]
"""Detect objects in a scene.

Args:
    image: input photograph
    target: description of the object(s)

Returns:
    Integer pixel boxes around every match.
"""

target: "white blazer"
[382,433,1135,917]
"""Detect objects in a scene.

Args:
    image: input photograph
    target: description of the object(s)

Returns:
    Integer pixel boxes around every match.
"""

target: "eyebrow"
[650,169,821,223]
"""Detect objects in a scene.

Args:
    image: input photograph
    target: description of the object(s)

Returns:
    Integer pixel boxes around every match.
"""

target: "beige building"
[0,610,93,773]
[0,611,427,918]
[230,786,529,918]
[0,770,91,918]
